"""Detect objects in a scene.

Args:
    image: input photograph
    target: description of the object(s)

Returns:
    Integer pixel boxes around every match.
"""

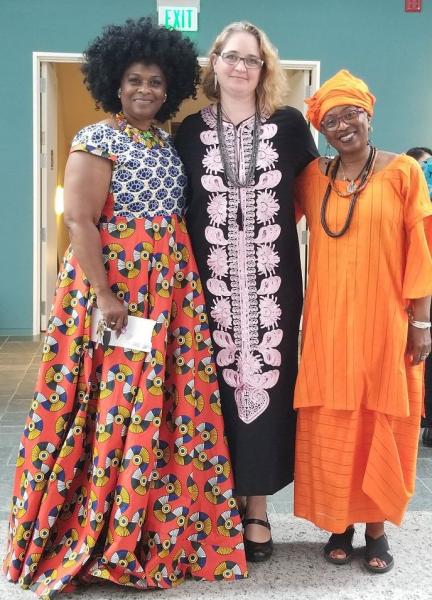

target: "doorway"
[32,52,319,334]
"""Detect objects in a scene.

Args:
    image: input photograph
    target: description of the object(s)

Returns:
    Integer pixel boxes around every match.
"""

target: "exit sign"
[158,6,198,31]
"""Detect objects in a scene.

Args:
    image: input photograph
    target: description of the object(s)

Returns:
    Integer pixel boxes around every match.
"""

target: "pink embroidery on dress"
[254,224,281,244]
[207,247,229,278]
[259,297,282,329]
[256,191,279,224]
[256,330,283,366]
[255,171,282,190]
[256,245,280,276]
[207,194,227,226]
[207,278,232,296]
[257,276,281,295]
[213,330,236,366]
[200,106,284,424]
[257,141,278,170]
[205,226,229,246]
[211,298,232,329]
[202,175,228,193]
[203,146,223,174]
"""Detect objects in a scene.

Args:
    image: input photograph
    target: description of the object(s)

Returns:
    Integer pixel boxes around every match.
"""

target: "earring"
[163,93,167,103]
[214,73,218,92]
[117,88,122,98]
[325,141,333,159]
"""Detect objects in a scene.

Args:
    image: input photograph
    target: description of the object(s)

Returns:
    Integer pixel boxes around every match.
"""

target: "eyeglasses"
[219,51,264,70]
[320,108,365,132]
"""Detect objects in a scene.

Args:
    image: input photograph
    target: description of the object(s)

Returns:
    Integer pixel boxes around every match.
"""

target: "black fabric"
[175,107,318,495]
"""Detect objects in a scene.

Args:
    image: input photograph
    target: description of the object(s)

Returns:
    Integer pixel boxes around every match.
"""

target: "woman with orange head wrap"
[294,69,432,573]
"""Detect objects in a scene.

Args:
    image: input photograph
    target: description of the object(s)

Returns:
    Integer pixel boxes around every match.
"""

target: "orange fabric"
[294,154,432,417]
[305,69,376,130]
[294,358,422,532]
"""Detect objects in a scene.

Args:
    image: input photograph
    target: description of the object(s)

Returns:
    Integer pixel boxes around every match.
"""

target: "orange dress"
[294,154,432,533]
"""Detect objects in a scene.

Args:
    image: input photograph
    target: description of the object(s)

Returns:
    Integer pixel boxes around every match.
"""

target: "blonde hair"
[201,22,287,115]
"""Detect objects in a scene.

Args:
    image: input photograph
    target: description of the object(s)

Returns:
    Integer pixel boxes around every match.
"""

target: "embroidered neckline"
[115,112,166,149]
[201,105,269,130]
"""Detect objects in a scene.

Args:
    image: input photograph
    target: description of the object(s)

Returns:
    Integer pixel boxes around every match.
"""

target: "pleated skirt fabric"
[294,363,422,533]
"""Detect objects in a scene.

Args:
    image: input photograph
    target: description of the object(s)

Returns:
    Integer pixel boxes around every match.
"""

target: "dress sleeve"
[402,157,432,299]
[292,110,320,174]
[174,116,194,210]
[70,123,118,161]
[294,177,305,223]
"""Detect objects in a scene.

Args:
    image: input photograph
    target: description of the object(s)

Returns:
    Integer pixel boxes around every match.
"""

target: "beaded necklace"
[320,145,377,238]
[115,112,166,149]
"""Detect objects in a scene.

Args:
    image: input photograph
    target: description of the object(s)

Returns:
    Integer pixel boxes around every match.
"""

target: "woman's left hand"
[407,324,431,365]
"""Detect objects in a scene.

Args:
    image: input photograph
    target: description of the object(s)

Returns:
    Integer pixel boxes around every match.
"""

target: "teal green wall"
[1,0,431,334]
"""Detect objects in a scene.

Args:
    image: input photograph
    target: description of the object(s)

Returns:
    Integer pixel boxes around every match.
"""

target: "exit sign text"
[158,7,198,31]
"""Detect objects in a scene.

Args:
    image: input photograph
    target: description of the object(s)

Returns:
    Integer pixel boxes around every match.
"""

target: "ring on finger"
[110,321,116,326]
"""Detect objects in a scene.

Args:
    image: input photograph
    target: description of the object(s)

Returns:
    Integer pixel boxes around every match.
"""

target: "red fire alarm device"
[405,0,422,12]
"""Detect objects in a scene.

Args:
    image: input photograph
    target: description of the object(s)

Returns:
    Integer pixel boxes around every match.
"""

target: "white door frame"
[32,52,319,334]
[32,52,82,335]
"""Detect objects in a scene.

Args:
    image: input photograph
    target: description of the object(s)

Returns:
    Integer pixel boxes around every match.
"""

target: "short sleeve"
[292,110,319,174]
[402,157,432,299]
[70,123,118,162]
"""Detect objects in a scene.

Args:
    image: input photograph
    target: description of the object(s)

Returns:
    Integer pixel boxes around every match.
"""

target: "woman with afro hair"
[3,17,247,598]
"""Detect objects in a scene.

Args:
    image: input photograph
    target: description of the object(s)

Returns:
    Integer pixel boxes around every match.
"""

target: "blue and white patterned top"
[71,122,187,218]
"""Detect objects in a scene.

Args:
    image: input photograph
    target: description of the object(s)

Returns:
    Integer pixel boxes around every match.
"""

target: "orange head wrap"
[305,69,376,131]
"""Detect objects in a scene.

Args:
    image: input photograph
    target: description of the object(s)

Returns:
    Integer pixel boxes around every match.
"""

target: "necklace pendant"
[347,180,357,194]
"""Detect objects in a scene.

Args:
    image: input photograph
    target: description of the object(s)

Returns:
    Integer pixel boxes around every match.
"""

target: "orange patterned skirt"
[3,213,247,598]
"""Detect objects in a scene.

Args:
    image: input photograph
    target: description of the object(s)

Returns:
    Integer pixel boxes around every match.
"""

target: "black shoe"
[363,533,394,574]
[324,527,355,565]
[243,517,273,562]
[422,427,432,447]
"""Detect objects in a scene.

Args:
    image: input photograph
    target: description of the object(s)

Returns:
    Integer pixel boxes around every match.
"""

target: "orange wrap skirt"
[294,361,423,533]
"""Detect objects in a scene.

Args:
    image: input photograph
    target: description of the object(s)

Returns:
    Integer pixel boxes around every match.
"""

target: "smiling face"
[321,104,370,156]
[212,31,262,101]
[119,62,167,129]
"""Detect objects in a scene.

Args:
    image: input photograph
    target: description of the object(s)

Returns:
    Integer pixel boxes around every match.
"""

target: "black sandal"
[324,527,355,565]
[363,533,394,573]
[243,517,273,562]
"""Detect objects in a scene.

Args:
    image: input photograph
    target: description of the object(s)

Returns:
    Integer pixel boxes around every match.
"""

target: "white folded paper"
[90,307,155,352]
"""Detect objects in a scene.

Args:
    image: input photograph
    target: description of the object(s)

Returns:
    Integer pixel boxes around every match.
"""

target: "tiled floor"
[0,334,431,518]
[0,335,431,600]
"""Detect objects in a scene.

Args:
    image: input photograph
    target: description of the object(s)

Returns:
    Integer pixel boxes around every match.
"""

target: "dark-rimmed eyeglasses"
[320,108,365,132]
[219,51,264,70]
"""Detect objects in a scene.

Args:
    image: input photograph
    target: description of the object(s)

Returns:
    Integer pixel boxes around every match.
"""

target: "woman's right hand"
[96,289,128,333]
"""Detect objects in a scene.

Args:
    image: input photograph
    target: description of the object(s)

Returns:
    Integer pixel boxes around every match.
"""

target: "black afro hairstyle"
[82,17,199,122]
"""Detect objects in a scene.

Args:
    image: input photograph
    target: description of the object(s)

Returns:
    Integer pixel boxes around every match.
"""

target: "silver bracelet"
[408,318,431,329]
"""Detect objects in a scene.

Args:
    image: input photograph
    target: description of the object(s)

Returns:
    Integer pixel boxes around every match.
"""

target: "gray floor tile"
[417,443,432,457]
[409,479,432,509]
[416,458,432,478]
[420,478,432,493]
[5,400,31,412]
[0,355,37,366]
[6,336,43,343]
[0,411,31,425]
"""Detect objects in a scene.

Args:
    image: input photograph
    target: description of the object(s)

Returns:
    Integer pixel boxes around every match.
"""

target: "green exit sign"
[158,6,198,31]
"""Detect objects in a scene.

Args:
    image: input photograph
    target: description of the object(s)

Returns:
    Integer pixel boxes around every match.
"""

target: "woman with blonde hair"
[175,21,317,562]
